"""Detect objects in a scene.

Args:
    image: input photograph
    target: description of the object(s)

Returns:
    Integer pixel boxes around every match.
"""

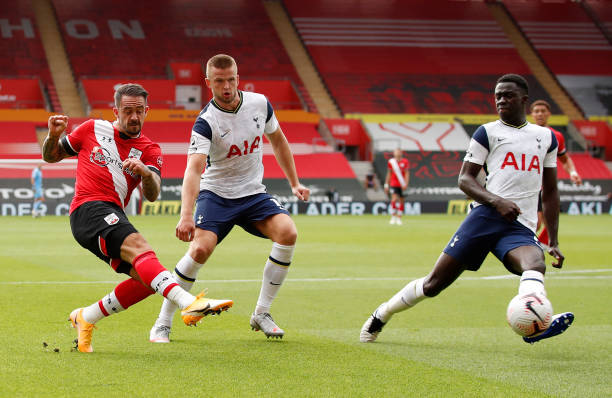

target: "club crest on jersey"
[128,148,142,159]
[104,213,119,225]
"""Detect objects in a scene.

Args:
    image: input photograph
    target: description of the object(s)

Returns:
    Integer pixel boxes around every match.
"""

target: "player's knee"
[277,224,297,246]
[189,242,214,263]
[422,276,443,297]
[524,262,546,275]
[124,233,152,252]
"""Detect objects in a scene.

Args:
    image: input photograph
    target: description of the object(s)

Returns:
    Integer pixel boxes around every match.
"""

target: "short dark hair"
[530,99,551,112]
[114,83,148,108]
[496,74,529,95]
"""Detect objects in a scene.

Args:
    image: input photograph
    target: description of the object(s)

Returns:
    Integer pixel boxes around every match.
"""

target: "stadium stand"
[283,0,558,114]
[51,0,301,82]
[504,0,612,117]
[1,0,611,214]
[0,2,50,82]
[504,0,612,76]
[364,122,471,153]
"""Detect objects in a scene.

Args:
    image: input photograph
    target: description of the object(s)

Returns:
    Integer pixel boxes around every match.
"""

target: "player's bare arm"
[176,153,207,242]
[266,128,310,201]
[558,153,582,186]
[458,161,521,222]
[42,115,70,163]
[122,157,160,201]
[541,166,564,268]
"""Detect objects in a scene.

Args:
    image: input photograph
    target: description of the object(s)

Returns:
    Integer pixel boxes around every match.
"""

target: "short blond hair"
[205,54,237,78]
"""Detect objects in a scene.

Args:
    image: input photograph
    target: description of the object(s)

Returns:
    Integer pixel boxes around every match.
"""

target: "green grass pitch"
[1,214,610,397]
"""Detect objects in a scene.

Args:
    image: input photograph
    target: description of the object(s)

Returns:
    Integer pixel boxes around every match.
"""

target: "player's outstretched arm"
[558,153,582,186]
[458,161,521,222]
[266,128,310,201]
[541,166,564,268]
[42,115,70,163]
[175,153,207,242]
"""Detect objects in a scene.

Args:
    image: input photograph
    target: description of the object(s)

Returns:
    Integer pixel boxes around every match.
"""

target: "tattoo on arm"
[42,136,67,163]
[141,171,161,202]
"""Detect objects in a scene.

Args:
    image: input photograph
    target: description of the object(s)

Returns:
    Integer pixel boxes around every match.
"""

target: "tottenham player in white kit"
[150,54,310,342]
[361,74,574,344]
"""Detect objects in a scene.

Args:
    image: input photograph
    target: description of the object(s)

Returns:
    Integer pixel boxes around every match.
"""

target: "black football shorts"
[69,201,137,275]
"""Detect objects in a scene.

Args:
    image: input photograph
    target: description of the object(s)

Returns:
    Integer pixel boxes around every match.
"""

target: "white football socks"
[156,253,205,327]
[518,270,546,296]
[377,277,427,323]
[82,291,126,324]
[255,242,294,315]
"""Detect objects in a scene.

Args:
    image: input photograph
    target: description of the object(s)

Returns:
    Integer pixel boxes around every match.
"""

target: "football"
[506,293,553,337]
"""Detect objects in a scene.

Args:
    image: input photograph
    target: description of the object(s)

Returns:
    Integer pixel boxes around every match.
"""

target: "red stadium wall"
[0,80,45,109]
[81,79,176,109]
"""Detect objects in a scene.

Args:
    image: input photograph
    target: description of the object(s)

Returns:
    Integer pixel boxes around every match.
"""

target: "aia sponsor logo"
[501,152,540,174]
[226,136,261,159]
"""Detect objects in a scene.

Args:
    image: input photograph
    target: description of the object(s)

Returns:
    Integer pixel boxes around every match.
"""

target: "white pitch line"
[3,269,612,285]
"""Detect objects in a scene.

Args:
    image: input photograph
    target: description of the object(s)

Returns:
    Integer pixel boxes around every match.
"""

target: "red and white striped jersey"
[387,157,409,188]
[60,119,163,213]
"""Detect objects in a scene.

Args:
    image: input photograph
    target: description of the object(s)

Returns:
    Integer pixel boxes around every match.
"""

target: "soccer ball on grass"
[506,293,553,337]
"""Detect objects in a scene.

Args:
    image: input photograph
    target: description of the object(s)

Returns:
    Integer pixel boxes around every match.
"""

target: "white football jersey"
[464,119,558,232]
[188,91,280,198]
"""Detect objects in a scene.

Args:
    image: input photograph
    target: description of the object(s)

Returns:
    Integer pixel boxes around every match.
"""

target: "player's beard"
[123,122,142,137]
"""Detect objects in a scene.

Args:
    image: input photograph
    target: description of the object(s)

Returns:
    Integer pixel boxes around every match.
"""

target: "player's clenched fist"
[122,157,148,177]
[48,115,68,137]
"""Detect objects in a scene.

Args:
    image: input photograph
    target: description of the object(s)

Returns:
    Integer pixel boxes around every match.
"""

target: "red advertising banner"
[573,120,612,160]
[324,118,371,160]
[0,79,44,109]
[82,79,176,109]
[237,80,302,110]
[169,62,203,85]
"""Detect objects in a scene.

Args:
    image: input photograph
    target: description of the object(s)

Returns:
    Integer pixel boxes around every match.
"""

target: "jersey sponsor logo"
[90,146,122,168]
[128,147,142,159]
[227,136,261,159]
[104,212,119,225]
[220,129,231,138]
[501,152,540,174]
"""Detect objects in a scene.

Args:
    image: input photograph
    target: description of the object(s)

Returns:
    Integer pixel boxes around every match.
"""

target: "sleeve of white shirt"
[543,129,558,168]
[188,117,212,155]
[463,125,489,165]
[264,99,280,134]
